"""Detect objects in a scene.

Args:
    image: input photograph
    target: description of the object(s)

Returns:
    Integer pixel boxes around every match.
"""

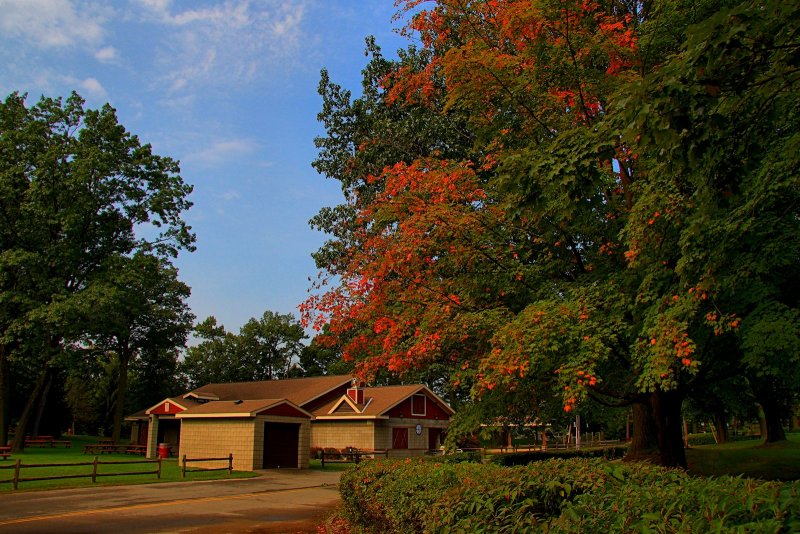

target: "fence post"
[13,459,20,490]
[228,453,233,475]
[157,457,162,479]
[321,452,325,468]
[91,456,98,483]
[181,455,186,478]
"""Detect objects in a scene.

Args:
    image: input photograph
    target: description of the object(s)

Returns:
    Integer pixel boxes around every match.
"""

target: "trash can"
[157,443,171,459]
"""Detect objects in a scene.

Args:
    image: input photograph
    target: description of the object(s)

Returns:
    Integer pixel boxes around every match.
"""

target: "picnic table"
[23,436,72,448]
[83,440,123,454]
[0,446,10,460]
[83,441,146,455]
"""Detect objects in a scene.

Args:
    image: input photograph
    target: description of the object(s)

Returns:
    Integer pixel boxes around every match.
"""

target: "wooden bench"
[320,448,388,467]
[125,444,146,455]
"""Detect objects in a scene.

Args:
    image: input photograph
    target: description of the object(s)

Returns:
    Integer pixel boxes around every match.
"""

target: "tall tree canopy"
[304,0,800,467]
[181,311,307,388]
[0,92,195,449]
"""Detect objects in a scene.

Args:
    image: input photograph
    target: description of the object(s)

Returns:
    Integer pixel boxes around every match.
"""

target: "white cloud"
[0,0,108,48]
[79,77,107,98]
[60,75,107,98]
[186,139,259,166]
[133,0,309,93]
[221,190,242,201]
[94,46,118,63]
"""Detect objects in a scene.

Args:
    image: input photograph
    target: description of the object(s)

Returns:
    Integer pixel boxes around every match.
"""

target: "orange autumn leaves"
[302,159,513,378]
[387,0,638,130]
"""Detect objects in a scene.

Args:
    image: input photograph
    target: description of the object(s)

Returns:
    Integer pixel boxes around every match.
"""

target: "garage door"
[263,422,300,468]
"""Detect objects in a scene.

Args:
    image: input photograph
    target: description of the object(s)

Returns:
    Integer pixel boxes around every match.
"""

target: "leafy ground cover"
[0,435,257,492]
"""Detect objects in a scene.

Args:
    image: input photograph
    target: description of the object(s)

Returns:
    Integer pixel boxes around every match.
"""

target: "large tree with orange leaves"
[305,0,800,467]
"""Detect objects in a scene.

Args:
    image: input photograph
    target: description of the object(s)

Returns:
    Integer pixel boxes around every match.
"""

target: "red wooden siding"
[386,393,450,420]
[257,403,310,419]
[149,400,186,415]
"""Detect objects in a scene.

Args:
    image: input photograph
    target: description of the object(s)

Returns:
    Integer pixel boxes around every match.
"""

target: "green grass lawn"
[0,435,258,492]
[686,432,800,481]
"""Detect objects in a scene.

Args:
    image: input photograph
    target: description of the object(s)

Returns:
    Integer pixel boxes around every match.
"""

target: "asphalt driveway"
[0,469,343,533]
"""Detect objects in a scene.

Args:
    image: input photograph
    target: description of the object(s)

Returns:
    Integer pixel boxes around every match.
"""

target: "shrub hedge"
[491,445,628,466]
[339,458,800,533]
[686,433,761,446]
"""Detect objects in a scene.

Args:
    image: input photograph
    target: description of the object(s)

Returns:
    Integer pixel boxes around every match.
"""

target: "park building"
[126,375,453,471]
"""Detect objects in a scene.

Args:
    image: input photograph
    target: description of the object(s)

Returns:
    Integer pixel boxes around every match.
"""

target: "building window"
[392,427,408,449]
[411,394,426,416]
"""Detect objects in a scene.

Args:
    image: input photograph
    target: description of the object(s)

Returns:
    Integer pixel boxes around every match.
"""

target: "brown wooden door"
[392,427,408,449]
[428,428,441,450]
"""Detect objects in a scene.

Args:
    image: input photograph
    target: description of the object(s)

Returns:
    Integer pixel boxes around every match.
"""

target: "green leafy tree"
[236,311,306,380]
[80,253,193,443]
[182,312,307,387]
[181,317,238,389]
[0,92,194,450]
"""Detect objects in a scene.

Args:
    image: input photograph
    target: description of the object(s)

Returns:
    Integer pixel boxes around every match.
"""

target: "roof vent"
[234,399,243,404]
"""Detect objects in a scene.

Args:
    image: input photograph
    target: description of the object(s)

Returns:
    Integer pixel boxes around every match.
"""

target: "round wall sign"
[415,424,422,435]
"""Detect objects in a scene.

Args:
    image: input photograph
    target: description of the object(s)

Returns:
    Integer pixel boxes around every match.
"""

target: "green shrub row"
[339,458,800,533]
[491,445,628,466]
[686,433,761,446]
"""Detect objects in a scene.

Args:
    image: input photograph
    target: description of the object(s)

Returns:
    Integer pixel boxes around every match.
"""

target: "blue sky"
[0,0,410,338]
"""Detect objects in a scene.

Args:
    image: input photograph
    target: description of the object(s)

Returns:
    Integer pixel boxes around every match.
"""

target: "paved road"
[0,469,343,533]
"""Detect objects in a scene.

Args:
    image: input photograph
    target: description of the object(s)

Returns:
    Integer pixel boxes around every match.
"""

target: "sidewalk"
[0,469,343,523]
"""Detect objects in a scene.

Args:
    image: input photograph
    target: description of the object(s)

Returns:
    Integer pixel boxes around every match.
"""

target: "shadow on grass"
[686,432,800,481]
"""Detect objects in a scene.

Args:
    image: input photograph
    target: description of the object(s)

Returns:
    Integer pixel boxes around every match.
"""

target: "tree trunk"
[0,346,9,447]
[32,373,53,436]
[11,365,52,453]
[626,391,687,468]
[757,404,768,438]
[712,410,728,444]
[111,346,132,444]
[625,399,660,463]
[651,389,687,468]
[759,398,786,443]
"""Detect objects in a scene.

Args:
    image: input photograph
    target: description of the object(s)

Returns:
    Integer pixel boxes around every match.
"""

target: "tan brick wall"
[146,415,159,458]
[179,419,257,471]
[376,418,450,457]
[311,420,376,450]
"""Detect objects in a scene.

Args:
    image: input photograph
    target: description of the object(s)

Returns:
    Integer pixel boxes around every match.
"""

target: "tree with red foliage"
[305,0,800,466]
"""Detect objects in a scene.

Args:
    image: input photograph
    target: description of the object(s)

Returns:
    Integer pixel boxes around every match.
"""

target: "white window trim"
[411,394,426,416]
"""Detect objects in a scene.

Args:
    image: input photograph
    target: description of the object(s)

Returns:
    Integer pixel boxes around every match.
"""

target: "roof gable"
[328,394,363,415]
[146,397,195,415]
[176,399,312,419]
[314,385,454,419]
[188,375,352,407]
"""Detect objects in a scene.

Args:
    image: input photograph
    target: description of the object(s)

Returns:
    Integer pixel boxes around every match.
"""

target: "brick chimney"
[347,378,364,405]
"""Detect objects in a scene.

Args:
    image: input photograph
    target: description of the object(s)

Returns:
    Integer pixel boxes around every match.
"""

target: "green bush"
[491,445,628,466]
[687,433,761,446]
[550,468,800,533]
[432,451,483,463]
[339,458,800,533]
